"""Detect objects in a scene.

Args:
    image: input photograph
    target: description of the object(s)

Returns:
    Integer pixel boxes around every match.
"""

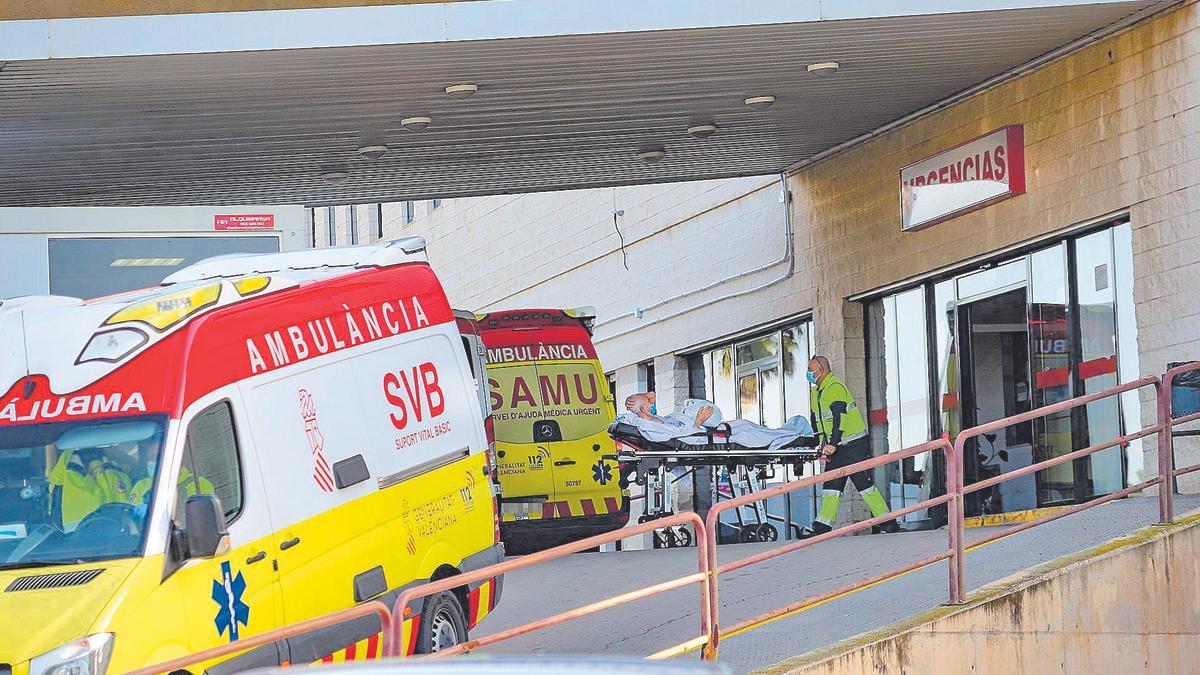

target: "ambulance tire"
[676,527,693,548]
[416,591,468,655]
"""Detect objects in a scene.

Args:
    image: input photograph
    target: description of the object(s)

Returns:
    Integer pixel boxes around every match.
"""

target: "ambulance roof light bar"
[164,237,428,285]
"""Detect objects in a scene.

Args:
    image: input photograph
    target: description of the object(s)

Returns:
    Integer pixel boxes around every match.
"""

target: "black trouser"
[821,436,874,493]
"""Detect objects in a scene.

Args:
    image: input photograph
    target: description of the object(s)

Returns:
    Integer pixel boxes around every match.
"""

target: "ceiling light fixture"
[638,147,667,164]
[806,61,840,77]
[400,116,433,132]
[687,123,718,139]
[743,95,776,111]
[321,170,350,184]
[356,144,388,160]
[444,83,479,99]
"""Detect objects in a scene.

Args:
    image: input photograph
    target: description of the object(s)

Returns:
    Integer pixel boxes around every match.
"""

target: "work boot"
[798,521,832,539]
[871,519,901,535]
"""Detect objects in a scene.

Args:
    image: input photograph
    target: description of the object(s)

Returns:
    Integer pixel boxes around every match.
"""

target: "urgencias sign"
[900,125,1025,231]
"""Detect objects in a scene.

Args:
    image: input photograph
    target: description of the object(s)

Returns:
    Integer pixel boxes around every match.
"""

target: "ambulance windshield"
[0,414,167,569]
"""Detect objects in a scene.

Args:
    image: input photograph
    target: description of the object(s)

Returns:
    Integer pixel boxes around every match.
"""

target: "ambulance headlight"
[76,328,148,365]
[29,633,114,675]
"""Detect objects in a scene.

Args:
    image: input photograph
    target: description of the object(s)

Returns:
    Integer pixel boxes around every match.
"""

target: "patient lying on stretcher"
[619,393,813,452]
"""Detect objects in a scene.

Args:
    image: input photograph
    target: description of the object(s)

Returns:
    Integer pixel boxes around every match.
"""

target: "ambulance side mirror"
[184,495,231,559]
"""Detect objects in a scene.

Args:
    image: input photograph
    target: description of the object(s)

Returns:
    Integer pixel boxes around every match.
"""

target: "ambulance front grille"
[5,568,104,592]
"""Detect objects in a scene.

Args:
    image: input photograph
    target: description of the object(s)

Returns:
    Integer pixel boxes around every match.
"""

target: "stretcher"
[610,421,823,546]
[609,421,821,473]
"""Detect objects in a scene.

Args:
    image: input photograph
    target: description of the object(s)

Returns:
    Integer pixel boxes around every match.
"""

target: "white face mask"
[146,461,157,477]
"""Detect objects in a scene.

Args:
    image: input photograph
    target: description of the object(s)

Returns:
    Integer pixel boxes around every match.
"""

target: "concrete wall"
[765,511,1200,675]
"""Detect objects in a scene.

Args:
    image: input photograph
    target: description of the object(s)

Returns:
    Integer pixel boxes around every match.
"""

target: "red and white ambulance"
[0,239,502,673]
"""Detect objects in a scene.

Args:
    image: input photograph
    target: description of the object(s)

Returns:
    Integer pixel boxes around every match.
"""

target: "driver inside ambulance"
[47,447,133,529]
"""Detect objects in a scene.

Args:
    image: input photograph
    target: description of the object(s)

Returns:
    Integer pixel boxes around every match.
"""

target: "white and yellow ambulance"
[473,309,628,554]
[0,239,503,674]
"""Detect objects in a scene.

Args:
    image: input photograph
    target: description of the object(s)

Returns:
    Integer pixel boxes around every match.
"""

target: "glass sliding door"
[863,218,1139,516]
[1029,244,1076,505]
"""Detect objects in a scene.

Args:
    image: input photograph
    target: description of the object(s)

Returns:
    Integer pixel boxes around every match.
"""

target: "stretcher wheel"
[757,523,778,542]
[675,527,693,548]
[739,528,758,543]
[638,514,652,525]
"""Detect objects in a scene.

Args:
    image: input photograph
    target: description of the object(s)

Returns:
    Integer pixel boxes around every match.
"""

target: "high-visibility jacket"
[130,467,215,507]
[48,451,132,527]
[810,373,867,446]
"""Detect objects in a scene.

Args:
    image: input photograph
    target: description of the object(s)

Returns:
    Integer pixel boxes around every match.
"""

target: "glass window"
[711,347,736,420]
[782,324,811,421]
[1074,229,1123,497]
[690,321,812,425]
[48,236,279,300]
[0,415,167,566]
[405,201,415,224]
[736,333,780,366]
[178,402,243,524]
[348,206,359,245]
[957,258,1026,301]
[326,206,336,246]
[1111,221,1144,483]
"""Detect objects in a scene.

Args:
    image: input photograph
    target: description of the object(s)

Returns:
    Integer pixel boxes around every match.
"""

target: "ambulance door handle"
[279,537,301,551]
[553,459,576,467]
[246,551,267,565]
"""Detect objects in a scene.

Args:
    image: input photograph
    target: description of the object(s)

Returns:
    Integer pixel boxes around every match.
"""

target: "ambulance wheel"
[757,523,778,542]
[416,591,468,654]
[676,527,693,548]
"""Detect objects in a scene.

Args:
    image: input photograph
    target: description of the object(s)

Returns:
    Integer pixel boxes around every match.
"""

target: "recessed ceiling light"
[321,170,350,184]
[401,116,433,132]
[445,83,479,99]
[638,147,666,164]
[356,144,388,160]
[806,61,840,77]
[743,95,776,111]
[687,123,718,139]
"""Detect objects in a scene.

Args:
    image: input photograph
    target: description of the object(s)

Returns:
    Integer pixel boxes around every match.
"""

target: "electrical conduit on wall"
[593,172,795,344]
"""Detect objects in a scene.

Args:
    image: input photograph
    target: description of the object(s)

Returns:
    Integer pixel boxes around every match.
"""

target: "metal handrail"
[700,437,957,659]
[127,600,392,675]
[950,374,1166,590]
[390,510,712,659]
[1160,361,1200,522]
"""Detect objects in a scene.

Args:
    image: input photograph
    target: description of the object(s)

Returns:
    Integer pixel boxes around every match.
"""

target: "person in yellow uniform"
[48,449,133,529]
[799,355,899,538]
[129,457,216,518]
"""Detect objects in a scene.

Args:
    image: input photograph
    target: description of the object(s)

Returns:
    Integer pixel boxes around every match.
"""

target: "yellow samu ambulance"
[474,308,628,554]
[0,240,503,674]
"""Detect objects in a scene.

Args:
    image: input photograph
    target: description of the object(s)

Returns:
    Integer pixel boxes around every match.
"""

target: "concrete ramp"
[762,510,1200,674]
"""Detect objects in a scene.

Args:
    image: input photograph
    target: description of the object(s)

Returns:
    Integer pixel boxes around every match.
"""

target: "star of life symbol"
[299,389,334,493]
[212,560,250,642]
[592,461,612,485]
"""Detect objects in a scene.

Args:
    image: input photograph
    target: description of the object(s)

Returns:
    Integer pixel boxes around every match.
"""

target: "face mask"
[649,404,657,415]
[806,370,818,385]
[146,461,157,477]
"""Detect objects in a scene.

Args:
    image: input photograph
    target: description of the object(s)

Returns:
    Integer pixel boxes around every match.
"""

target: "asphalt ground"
[469,494,1200,674]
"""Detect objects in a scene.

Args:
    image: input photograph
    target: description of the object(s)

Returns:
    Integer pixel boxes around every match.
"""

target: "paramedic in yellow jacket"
[129,461,216,517]
[48,448,133,529]
[799,356,900,538]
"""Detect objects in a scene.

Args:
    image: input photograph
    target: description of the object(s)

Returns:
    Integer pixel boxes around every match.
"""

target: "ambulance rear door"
[529,344,620,510]
[485,330,556,516]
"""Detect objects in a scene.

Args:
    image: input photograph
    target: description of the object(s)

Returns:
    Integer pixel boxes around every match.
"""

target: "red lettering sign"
[215,214,275,231]
[384,362,446,430]
[900,125,1025,231]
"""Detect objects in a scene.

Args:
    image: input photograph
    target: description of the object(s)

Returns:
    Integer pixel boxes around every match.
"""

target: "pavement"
[471,494,1200,674]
